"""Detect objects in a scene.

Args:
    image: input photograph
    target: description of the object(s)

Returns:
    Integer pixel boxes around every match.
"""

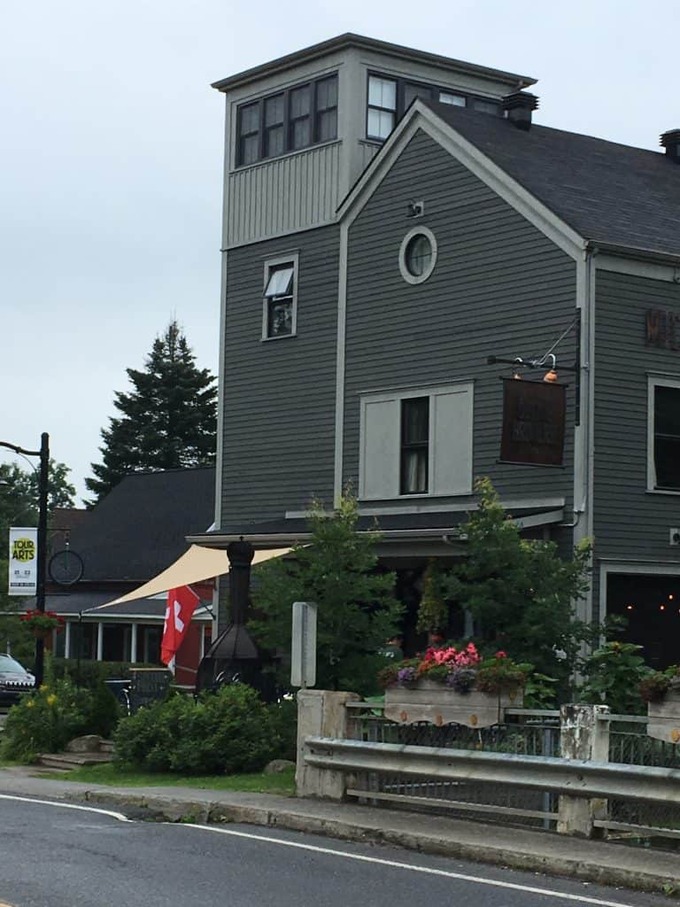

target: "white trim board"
[338,100,586,261]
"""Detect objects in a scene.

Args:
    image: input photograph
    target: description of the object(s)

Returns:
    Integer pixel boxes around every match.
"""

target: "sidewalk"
[1,765,678,897]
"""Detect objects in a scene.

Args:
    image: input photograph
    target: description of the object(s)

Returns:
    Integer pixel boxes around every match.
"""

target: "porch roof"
[189,502,566,549]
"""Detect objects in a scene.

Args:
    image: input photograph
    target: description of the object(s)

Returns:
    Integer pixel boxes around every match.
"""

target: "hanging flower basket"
[379,643,528,728]
[19,609,65,639]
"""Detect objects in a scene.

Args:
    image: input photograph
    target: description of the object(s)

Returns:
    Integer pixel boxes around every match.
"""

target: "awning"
[88,544,292,612]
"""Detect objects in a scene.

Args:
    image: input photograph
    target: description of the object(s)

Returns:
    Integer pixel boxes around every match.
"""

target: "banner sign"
[500,379,566,466]
[8,527,38,596]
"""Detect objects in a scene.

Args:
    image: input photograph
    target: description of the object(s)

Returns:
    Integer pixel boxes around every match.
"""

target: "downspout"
[333,222,349,507]
[570,245,596,623]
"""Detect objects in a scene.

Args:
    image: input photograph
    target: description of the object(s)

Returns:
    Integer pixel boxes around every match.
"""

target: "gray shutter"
[431,384,473,495]
[360,396,400,499]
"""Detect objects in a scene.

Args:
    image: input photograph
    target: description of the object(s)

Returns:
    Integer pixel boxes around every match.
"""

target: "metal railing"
[333,700,680,846]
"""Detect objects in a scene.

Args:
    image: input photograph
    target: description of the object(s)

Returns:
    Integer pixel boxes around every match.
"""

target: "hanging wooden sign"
[646,308,680,351]
[500,378,566,466]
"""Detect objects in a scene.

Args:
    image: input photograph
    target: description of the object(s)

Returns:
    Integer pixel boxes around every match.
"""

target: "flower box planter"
[384,679,523,728]
[647,685,680,744]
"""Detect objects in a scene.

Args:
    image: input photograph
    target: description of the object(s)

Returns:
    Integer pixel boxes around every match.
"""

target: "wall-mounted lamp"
[542,354,558,383]
[406,200,424,218]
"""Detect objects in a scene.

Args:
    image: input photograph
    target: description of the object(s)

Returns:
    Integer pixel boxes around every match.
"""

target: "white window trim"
[399,226,438,285]
[262,252,299,341]
[647,375,680,494]
[359,381,473,501]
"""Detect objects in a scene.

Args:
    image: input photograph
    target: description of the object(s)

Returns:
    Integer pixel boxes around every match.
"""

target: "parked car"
[0,654,35,706]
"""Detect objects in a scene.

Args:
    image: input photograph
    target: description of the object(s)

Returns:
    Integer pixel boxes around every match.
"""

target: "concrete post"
[296,689,360,800]
[557,703,610,837]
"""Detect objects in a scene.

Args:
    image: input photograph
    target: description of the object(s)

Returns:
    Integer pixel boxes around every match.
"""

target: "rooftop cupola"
[660,130,680,162]
[502,91,539,130]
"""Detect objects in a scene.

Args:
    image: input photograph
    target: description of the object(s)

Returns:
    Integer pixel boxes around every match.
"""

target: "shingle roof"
[65,468,215,582]
[426,102,680,259]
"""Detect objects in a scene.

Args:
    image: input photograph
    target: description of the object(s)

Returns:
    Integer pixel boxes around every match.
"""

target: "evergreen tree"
[250,495,403,696]
[85,321,217,503]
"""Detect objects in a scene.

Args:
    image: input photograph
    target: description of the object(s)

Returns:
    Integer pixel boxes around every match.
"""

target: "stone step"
[38,751,114,770]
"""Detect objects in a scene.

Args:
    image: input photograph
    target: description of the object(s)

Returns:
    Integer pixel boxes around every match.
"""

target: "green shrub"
[49,659,158,689]
[112,698,176,772]
[578,642,651,715]
[1,677,119,762]
[113,685,281,775]
[267,697,298,762]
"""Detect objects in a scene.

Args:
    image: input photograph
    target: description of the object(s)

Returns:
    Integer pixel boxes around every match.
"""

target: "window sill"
[646,487,680,496]
[261,333,297,342]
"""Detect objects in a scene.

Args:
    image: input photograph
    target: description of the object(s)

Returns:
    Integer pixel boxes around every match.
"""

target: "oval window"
[399,227,437,284]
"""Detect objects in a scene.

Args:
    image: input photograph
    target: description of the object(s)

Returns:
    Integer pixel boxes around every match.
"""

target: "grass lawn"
[36,763,296,795]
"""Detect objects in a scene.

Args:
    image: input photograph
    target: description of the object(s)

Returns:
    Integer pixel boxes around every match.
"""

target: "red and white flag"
[161,586,200,667]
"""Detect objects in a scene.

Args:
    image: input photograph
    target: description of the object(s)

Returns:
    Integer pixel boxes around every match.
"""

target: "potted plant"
[19,609,65,640]
[379,642,530,728]
[640,665,680,743]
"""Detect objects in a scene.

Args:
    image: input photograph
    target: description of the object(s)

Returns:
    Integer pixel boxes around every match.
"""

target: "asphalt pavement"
[0,765,678,898]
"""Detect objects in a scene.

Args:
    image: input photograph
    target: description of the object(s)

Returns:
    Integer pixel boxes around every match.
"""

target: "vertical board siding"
[227,143,342,247]
[344,130,578,509]
[594,270,680,562]
[221,225,340,525]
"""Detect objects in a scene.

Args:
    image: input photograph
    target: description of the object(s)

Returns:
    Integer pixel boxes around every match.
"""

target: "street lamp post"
[0,432,50,686]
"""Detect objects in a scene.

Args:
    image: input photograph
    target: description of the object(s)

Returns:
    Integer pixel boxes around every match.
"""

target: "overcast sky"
[1,0,677,503]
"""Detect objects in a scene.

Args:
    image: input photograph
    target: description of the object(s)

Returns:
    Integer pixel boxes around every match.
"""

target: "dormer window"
[236,74,338,167]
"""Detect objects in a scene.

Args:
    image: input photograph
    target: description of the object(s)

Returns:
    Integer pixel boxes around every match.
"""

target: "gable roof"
[426,102,680,260]
[341,99,680,262]
[65,467,215,583]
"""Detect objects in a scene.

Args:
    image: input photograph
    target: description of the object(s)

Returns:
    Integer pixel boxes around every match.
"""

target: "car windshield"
[0,655,29,674]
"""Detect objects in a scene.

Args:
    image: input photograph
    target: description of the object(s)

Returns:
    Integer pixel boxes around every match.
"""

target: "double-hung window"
[262,256,297,340]
[237,102,261,166]
[366,72,500,143]
[236,74,338,167]
[263,94,285,158]
[648,377,680,492]
[367,75,397,140]
[401,397,429,494]
[360,383,473,500]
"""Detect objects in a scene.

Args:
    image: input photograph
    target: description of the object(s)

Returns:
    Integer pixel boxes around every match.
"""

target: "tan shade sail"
[88,544,293,611]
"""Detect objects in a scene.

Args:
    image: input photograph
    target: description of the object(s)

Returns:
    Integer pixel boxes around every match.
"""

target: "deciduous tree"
[444,477,592,687]
[250,495,403,696]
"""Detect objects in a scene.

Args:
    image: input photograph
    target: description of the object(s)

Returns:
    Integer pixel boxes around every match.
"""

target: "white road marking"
[0,793,132,822]
[183,824,644,907]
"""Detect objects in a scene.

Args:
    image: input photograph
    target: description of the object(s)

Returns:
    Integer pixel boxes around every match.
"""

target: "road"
[0,795,675,907]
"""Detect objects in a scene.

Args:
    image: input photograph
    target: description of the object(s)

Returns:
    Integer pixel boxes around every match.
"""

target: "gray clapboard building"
[200,34,680,666]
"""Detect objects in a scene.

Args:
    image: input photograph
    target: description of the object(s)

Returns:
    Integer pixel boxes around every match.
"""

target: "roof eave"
[188,512,564,550]
[211,33,535,93]
[589,240,680,267]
